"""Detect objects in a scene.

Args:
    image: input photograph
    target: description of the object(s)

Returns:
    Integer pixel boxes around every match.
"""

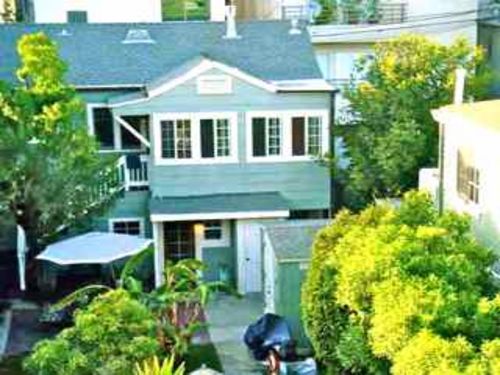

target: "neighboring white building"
[309,0,481,119]
[210,0,309,21]
[31,0,162,23]
[420,100,500,268]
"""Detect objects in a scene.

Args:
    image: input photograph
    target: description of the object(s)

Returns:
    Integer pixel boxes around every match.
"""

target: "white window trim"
[201,220,231,248]
[246,110,329,163]
[151,210,290,222]
[153,112,239,166]
[87,103,151,152]
[108,217,145,238]
[197,74,233,95]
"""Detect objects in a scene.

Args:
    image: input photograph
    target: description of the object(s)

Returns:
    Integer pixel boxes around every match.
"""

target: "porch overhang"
[149,192,290,222]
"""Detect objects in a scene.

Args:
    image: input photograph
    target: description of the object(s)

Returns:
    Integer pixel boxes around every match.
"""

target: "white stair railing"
[117,154,149,191]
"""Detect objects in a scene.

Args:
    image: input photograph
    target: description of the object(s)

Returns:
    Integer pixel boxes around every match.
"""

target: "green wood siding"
[93,190,152,237]
[276,262,311,348]
[112,70,331,210]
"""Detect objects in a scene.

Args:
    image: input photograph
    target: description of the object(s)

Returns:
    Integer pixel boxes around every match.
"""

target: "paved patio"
[206,293,266,374]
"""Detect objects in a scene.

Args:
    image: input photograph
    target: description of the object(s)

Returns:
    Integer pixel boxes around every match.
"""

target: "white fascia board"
[110,58,278,108]
[76,84,144,90]
[272,79,335,92]
[150,210,290,222]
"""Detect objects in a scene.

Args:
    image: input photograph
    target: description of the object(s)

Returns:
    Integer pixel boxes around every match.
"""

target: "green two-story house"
[0,19,334,294]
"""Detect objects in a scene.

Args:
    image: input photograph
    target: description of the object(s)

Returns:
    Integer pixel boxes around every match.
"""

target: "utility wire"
[309,14,499,39]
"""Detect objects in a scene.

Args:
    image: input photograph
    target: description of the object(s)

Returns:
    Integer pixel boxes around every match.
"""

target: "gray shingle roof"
[150,192,289,215]
[264,220,330,262]
[0,21,322,87]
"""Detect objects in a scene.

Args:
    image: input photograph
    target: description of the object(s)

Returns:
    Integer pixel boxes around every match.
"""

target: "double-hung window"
[291,116,323,157]
[457,149,480,204]
[200,118,231,159]
[161,119,192,159]
[252,117,282,157]
[248,111,327,161]
[157,113,236,164]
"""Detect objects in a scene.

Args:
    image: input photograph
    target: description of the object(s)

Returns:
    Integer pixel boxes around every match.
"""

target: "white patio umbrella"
[36,232,153,265]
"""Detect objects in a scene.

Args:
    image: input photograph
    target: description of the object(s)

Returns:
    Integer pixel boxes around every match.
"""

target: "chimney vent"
[224,5,240,39]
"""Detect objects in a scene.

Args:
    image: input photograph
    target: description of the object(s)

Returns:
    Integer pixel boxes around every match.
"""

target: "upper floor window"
[291,116,322,156]
[457,149,480,204]
[155,113,237,165]
[91,107,114,150]
[201,119,231,158]
[67,10,87,23]
[252,117,282,157]
[247,110,328,162]
[161,119,192,159]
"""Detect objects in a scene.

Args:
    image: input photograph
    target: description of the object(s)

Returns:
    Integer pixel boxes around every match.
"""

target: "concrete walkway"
[206,293,265,374]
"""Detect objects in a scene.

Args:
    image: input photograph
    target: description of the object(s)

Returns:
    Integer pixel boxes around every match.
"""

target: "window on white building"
[457,149,480,204]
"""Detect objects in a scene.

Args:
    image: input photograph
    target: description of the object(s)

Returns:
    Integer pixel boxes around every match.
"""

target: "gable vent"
[122,29,155,44]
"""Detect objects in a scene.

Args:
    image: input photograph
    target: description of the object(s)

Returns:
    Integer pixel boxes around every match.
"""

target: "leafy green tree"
[302,191,499,374]
[339,35,492,208]
[25,289,161,375]
[0,33,118,257]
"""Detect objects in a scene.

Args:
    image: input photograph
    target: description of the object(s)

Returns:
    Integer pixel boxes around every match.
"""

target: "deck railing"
[117,154,149,191]
[283,1,408,25]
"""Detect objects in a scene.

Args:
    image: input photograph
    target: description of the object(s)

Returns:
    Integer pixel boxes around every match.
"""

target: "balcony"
[117,154,149,191]
[284,1,408,25]
[338,2,408,25]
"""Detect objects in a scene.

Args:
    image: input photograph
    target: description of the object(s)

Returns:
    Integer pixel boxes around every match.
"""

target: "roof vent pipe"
[224,5,240,39]
[289,18,302,35]
[454,68,466,105]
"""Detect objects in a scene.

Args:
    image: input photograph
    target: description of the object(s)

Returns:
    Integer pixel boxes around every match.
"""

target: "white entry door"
[237,220,263,294]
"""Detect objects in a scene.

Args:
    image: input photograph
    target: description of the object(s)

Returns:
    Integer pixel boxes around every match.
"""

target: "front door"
[163,222,195,262]
[237,221,263,293]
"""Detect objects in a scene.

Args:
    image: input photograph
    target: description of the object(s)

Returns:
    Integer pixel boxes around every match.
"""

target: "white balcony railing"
[117,154,149,191]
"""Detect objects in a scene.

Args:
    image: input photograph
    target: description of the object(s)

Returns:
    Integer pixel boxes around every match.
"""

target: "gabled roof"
[432,100,500,132]
[0,21,323,88]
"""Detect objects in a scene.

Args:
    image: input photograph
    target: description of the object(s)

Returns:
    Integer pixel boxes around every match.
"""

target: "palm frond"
[51,284,111,310]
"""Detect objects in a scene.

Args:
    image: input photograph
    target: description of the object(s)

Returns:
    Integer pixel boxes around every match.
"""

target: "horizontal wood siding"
[276,262,311,348]
[112,70,331,210]
[93,190,151,237]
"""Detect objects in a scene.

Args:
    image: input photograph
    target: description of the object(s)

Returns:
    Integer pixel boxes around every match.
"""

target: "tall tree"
[302,191,499,374]
[338,34,491,208]
[0,33,119,257]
